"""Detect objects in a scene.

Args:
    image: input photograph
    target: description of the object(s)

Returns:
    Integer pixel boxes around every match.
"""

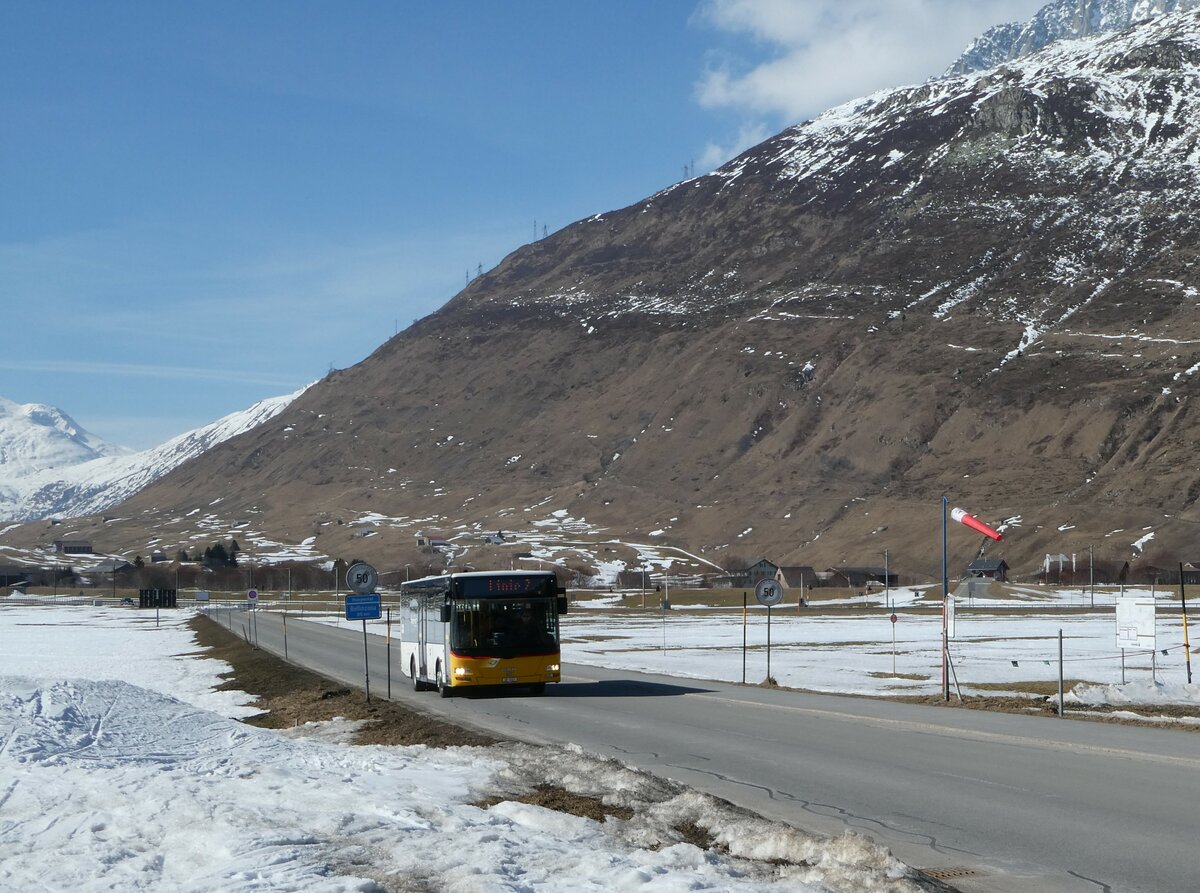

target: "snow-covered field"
[0,606,931,892]
[561,586,1200,713]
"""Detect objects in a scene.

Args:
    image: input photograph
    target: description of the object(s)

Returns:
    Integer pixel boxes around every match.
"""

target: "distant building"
[746,559,779,584]
[775,566,817,589]
[53,540,93,555]
[966,559,1008,581]
[416,532,451,553]
[826,566,898,588]
[92,559,134,574]
[617,569,655,589]
[1,565,31,589]
[150,551,168,563]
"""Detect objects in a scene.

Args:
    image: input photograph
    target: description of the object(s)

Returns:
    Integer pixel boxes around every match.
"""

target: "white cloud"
[697,121,773,170]
[693,0,1047,167]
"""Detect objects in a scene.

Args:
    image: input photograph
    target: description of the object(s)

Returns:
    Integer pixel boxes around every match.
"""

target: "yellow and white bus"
[400,570,567,696]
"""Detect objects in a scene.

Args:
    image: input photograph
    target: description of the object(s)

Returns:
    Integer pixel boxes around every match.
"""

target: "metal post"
[387,608,392,699]
[742,592,747,685]
[884,549,889,610]
[362,618,371,702]
[892,615,897,677]
[767,603,772,683]
[1058,629,1064,717]
[1089,545,1094,609]
[942,496,949,701]
[1180,563,1193,684]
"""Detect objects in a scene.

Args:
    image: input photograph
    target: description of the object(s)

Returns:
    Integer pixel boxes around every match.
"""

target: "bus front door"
[417,596,428,681]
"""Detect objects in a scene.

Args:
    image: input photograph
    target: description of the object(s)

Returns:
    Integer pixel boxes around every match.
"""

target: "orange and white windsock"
[951,507,1003,541]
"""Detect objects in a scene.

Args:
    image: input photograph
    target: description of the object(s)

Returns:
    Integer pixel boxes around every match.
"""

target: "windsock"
[951,507,1003,541]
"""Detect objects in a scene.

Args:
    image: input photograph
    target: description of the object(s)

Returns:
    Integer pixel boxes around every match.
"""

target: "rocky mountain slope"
[5,5,1200,583]
[0,387,308,524]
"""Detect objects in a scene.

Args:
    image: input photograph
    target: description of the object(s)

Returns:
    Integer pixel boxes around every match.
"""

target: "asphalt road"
[215,608,1200,893]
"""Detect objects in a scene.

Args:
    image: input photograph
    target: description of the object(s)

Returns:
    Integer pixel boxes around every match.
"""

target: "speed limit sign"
[346,562,378,595]
[755,578,784,607]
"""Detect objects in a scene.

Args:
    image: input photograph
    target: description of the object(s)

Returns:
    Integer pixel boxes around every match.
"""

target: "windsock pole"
[942,496,949,701]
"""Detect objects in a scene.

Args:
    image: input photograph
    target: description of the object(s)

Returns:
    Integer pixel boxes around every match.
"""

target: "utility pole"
[942,496,949,701]
[1089,544,1095,608]
[1181,562,1193,684]
[884,549,890,610]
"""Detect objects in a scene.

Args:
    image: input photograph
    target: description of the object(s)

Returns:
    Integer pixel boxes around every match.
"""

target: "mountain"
[0,397,130,477]
[0,387,310,524]
[948,0,1200,75]
[3,5,1200,582]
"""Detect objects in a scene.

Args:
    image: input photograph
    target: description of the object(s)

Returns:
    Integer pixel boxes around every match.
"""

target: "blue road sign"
[345,593,382,621]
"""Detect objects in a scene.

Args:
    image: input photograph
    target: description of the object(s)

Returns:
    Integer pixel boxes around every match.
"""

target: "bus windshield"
[450,598,558,656]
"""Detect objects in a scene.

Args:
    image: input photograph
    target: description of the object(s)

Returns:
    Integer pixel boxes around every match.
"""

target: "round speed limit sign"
[755,578,784,607]
[346,562,378,595]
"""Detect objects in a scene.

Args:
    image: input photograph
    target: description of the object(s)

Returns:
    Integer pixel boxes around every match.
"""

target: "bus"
[399,570,567,697]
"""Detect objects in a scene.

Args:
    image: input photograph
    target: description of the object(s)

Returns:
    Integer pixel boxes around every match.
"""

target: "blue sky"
[1,1,1044,449]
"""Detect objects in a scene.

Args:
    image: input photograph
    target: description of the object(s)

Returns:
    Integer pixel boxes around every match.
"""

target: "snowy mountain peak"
[947,0,1200,75]
[0,396,130,475]
[0,385,311,523]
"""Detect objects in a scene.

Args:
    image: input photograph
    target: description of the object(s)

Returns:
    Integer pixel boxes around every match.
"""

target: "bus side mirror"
[439,604,452,623]
[556,596,568,615]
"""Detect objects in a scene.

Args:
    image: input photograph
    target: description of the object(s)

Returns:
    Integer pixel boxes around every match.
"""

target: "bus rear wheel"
[411,658,425,692]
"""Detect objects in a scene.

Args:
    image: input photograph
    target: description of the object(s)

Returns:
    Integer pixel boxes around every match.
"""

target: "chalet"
[150,551,168,563]
[966,559,1009,582]
[775,566,817,589]
[746,559,780,584]
[53,540,93,555]
[826,566,898,588]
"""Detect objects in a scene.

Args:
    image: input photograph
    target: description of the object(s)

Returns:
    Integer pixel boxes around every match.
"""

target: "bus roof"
[402,569,557,587]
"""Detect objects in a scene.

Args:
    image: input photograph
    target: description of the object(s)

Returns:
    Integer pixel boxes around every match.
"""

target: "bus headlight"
[547,664,559,672]
[454,667,470,677]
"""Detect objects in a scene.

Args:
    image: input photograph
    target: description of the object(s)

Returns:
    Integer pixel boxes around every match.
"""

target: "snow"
[0,385,310,523]
[0,607,926,892]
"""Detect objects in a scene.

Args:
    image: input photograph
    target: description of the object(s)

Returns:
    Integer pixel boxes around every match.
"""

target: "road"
[214,608,1200,893]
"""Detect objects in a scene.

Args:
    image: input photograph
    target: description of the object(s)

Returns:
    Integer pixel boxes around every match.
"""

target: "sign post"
[891,613,898,676]
[1180,563,1192,685]
[345,563,381,702]
[755,579,783,684]
[742,592,747,685]
[345,593,382,700]
[248,589,258,647]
